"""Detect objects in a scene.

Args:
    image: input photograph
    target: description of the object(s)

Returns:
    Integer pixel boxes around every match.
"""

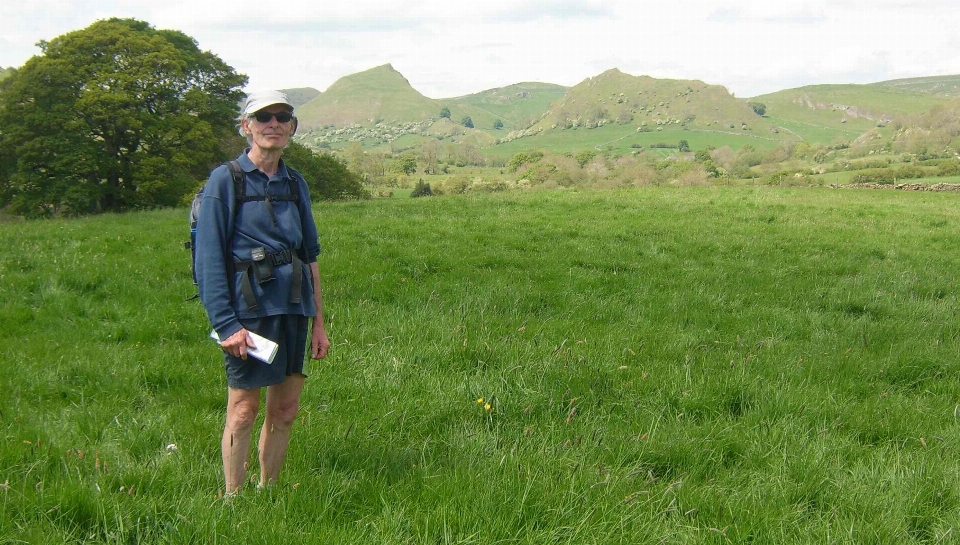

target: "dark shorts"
[224,314,310,390]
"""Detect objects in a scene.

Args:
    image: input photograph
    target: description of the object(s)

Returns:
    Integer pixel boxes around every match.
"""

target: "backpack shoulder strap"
[286,167,304,203]
[288,176,300,202]
[226,160,246,205]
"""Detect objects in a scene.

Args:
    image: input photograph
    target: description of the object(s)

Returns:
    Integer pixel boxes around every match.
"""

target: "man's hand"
[222,328,256,360]
[311,321,330,359]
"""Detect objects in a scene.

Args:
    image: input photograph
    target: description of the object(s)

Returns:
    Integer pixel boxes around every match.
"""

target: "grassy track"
[3,187,960,543]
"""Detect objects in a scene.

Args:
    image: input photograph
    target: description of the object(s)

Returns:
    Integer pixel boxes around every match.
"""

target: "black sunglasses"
[253,111,294,123]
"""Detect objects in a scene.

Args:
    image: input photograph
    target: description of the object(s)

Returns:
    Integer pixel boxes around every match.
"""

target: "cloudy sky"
[3,0,958,99]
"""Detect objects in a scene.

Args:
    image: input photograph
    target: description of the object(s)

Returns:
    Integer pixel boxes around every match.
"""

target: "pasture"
[484,126,784,160]
[764,116,864,146]
[3,187,960,544]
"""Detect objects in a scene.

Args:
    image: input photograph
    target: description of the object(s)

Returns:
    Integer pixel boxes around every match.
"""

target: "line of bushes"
[850,161,960,184]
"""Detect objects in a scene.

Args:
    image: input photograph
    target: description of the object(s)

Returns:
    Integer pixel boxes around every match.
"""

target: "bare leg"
[258,374,305,487]
[223,386,261,493]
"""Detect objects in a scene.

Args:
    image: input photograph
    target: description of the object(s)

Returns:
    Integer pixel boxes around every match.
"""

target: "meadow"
[762,116,864,146]
[483,126,783,160]
[3,187,960,544]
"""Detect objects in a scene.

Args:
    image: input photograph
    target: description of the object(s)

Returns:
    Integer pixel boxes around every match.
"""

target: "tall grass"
[3,187,960,543]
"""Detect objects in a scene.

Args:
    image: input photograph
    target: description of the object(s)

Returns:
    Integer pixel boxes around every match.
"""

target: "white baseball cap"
[240,90,294,118]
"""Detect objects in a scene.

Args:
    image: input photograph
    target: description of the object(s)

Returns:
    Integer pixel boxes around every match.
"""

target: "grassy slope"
[753,84,951,144]
[762,114,867,145]
[295,64,440,129]
[4,188,960,543]
[484,69,790,157]
[444,82,568,132]
[872,74,960,97]
[532,69,772,132]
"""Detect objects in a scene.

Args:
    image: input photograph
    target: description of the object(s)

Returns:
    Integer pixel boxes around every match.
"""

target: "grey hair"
[237,112,255,145]
[239,114,255,146]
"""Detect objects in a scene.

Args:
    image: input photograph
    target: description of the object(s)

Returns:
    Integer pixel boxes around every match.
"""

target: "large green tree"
[0,18,246,217]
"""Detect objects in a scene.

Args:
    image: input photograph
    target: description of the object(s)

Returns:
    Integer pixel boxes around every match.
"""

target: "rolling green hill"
[752,83,952,144]
[488,68,779,153]
[295,64,439,129]
[539,69,765,131]
[293,65,528,150]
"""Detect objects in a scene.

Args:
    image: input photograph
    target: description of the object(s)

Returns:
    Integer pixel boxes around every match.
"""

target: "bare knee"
[267,398,300,428]
[226,397,260,432]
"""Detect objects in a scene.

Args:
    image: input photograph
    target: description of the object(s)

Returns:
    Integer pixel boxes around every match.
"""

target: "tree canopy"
[282,142,370,201]
[0,18,247,217]
[391,156,418,176]
[748,102,766,116]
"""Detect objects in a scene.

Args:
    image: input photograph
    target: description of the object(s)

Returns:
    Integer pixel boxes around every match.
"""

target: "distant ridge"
[527,68,766,135]
[281,87,322,109]
[282,64,960,149]
[871,75,960,97]
[294,65,769,137]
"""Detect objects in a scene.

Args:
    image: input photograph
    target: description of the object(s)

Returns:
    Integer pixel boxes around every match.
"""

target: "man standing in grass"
[195,91,330,494]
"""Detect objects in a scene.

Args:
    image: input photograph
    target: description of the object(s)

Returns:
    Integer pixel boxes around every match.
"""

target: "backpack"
[185,160,301,308]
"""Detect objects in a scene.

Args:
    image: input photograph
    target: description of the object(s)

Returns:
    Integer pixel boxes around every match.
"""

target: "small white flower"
[165,444,178,452]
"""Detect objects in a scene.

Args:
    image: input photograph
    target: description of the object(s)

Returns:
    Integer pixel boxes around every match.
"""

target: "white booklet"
[210,329,279,364]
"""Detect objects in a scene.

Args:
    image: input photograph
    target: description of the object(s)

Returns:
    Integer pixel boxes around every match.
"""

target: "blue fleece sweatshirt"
[195,151,321,341]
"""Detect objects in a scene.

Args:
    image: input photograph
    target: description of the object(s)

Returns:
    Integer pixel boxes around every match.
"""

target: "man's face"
[243,105,295,151]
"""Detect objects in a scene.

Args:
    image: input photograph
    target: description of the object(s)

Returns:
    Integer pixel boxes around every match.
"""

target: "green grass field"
[485,126,786,160]
[765,116,865,145]
[4,187,960,543]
